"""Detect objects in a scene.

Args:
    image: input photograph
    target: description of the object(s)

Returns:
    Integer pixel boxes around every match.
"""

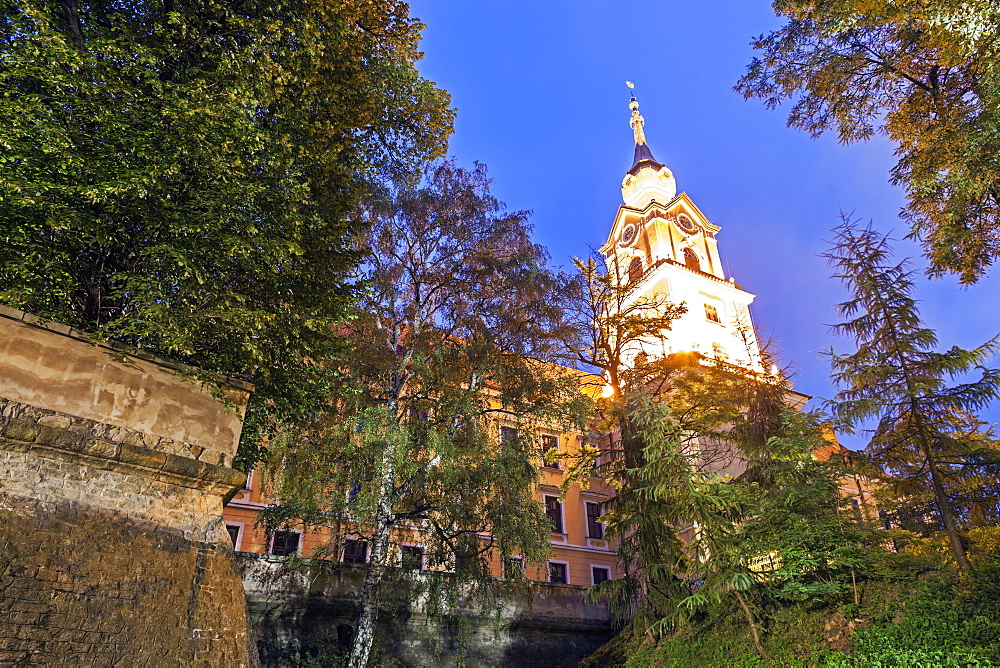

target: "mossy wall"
[0,308,255,665]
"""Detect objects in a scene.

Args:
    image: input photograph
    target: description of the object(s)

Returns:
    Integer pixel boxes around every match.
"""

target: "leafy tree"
[737,0,1000,283]
[261,161,587,668]
[824,220,1000,571]
[0,1,454,460]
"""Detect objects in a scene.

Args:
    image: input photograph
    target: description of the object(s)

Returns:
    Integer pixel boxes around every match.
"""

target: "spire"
[621,83,675,208]
[627,91,662,174]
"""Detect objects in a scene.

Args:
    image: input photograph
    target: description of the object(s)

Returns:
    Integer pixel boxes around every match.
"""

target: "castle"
[222,94,778,586]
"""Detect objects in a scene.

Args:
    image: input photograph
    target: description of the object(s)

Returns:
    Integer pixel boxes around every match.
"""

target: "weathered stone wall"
[0,307,256,665]
[241,555,614,667]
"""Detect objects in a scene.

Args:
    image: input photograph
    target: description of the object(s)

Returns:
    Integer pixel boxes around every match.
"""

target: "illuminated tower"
[597,94,766,373]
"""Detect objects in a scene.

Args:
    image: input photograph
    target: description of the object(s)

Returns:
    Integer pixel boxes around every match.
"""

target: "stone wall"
[0,307,256,665]
[241,555,614,667]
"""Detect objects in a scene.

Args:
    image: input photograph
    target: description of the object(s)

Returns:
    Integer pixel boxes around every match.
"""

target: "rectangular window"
[548,562,568,585]
[400,545,424,570]
[343,539,368,564]
[504,556,525,579]
[592,566,611,585]
[704,303,721,323]
[586,501,604,539]
[541,434,560,469]
[226,524,242,550]
[270,530,300,556]
[544,496,563,533]
[500,426,518,444]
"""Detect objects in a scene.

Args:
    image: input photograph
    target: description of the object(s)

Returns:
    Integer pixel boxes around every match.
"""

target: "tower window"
[683,248,701,271]
[704,303,721,323]
[628,257,643,283]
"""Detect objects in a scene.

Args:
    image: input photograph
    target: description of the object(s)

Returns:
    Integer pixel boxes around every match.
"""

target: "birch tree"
[262,161,586,667]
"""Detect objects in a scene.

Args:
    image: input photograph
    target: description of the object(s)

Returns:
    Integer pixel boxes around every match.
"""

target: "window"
[400,545,424,570]
[544,496,563,533]
[343,539,368,564]
[592,566,611,585]
[504,556,525,579]
[704,303,721,323]
[683,247,701,271]
[270,530,300,556]
[347,482,362,504]
[226,524,242,550]
[548,561,568,585]
[500,426,518,445]
[541,434,560,469]
[242,469,254,491]
[586,502,604,539]
[628,256,643,283]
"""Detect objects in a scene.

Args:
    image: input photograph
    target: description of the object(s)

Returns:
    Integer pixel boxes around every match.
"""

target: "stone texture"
[0,312,249,466]
[241,555,613,667]
[0,309,256,665]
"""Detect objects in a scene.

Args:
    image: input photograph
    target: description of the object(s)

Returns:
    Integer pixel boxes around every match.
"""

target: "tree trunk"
[735,589,770,661]
[60,0,86,50]
[923,443,971,571]
[347,441,397,668]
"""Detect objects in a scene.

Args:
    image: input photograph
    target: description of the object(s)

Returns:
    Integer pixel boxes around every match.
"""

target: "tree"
[737,0,1000,283]
[261,161,587,668]
[557,254,790,645]
[824,220,1000,571]
[0,1,454,460]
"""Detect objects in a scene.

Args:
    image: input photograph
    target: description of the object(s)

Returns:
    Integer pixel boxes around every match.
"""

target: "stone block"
[117,443,167,470]
[0,419,38,443]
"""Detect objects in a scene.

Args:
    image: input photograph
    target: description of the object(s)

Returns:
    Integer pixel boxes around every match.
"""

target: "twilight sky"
[409,1,1000,446]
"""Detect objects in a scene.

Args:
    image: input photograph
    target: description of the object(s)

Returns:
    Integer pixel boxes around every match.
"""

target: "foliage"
[260,161,587,667]
[557,252,805,655]
[0,1,454,463]
[737,0,1000,283]
[824,219,1000,570]
[728,410,877,605]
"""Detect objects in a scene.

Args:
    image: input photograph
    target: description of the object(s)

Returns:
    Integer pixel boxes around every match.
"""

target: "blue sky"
[410,1,1000,445]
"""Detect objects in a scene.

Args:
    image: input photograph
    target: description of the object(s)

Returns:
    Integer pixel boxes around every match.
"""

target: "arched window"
[628,257,643,283]
[683,247,701,271]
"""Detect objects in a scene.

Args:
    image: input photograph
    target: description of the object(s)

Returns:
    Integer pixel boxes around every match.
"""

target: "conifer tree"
[824,220,1000,571]
[558,254,789,644]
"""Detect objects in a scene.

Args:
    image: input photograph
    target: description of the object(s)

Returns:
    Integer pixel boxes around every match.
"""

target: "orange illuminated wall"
[223,421,622,587]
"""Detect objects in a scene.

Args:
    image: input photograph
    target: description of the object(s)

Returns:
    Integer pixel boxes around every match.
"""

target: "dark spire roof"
[627,95,664,175]
[631,141,662,174]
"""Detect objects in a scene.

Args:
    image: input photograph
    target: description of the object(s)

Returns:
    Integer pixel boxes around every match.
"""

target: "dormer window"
[683,248,701,271]
[628,257,643,283]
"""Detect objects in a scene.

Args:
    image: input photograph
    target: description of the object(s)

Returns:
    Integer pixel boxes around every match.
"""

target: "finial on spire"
[626,81,647,146]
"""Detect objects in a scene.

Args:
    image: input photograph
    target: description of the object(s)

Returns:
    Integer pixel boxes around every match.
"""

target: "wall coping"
[0,304,253,393]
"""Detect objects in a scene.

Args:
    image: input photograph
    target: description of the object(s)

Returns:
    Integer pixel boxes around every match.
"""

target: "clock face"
[620,224,637,245]
[677,213,697,234]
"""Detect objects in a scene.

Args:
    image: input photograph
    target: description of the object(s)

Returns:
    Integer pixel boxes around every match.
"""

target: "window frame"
[704,302,721,323]
[547,560,570,585]
[585,501,605,539]
[544,495,564,534]
[590,565,612,585]
[269,528,303,557]
[503,555,525,579]
[540,433,561,470]
[225,522,245,551]
[342,538,369,564]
